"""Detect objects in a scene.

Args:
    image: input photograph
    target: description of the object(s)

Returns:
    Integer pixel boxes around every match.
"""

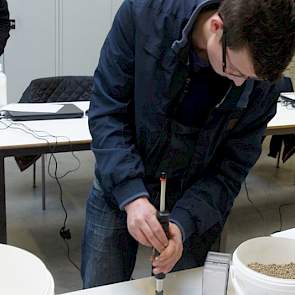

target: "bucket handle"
[230,266,246,295]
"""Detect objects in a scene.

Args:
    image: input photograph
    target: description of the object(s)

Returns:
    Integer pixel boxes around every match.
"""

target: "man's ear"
[209,13,224,34]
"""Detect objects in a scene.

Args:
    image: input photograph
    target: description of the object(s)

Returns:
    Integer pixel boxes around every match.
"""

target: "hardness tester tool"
[153,172,170,295]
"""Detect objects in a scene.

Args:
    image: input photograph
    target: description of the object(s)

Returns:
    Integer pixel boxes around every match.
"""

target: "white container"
[0,63,7,107]
[0,243,55,295]
[231,237,295,295]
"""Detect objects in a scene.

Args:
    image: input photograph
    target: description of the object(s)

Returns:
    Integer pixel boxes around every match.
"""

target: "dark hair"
[219,0,295,81]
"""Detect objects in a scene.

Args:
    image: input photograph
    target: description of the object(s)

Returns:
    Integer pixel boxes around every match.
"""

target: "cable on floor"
[244,180,265,222]
[277,202,295,232]
[0,119,81,271]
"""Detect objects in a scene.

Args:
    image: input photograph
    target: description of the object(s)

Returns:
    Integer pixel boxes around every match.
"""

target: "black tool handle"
[154,210,170,280]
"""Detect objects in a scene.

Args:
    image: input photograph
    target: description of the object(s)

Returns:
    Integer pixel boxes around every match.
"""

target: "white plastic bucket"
[43,270,55,295]
[0,244,55,295]
[231,237,295,295]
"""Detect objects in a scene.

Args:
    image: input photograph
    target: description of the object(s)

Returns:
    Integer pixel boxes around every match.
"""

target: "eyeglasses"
[222,31,249,80]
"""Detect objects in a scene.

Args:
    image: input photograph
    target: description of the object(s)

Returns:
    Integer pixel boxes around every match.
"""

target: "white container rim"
[233,243,295,286]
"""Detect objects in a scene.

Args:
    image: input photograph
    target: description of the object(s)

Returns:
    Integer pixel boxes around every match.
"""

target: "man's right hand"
[125,197,169,253]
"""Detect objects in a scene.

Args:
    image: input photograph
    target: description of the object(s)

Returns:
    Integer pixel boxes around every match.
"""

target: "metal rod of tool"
[160,172,167,212]
[154,172,170,295]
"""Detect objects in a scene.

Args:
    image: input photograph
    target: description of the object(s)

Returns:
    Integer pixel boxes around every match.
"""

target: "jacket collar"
[216,79,255,111]
[171,0,221,54]
[237,80,254,108]
[171,0,255,110]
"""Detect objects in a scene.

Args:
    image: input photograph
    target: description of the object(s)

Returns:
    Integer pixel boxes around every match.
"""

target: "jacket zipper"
[215,83,233,109]
[180,82,233,192]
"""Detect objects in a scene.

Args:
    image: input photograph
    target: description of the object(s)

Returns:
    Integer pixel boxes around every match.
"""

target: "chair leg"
[276,146,282,168]
[42,154,46,210]
[33,162,36,188]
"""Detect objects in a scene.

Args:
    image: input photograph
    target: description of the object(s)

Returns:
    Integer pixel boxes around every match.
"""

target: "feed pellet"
[248,262,295,279]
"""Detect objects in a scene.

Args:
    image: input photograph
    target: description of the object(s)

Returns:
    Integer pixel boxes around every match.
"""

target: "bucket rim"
[233,250,295,285]
[0,244,54,294]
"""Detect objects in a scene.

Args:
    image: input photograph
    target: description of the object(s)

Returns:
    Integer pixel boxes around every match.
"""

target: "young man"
[82,0,295,287]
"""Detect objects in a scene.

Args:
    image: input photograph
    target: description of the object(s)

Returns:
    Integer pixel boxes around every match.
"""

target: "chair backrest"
[282,76,294,92]
[19,76,93,103]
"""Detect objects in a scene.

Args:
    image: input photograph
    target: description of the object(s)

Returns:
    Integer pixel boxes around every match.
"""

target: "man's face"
[206,28,257,86]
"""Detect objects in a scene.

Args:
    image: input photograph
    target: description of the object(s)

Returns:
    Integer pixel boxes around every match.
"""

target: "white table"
[61,268,235,295]
[0,101,91,148]
[266,102,295,135]
[62,226,295,295]
[0,101,91,243]
[1,99,295,243]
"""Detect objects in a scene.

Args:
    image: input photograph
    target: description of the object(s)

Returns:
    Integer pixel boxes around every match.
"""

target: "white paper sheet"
[280,92,295,100]
[0,103,63,113]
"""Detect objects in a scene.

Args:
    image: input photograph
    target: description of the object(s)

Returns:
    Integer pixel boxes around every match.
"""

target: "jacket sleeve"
[88,0,149,209]
[170,81,287,241]
[0,0,10,56]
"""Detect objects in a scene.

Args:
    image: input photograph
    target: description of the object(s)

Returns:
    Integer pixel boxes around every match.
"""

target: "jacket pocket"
[144,119,200,179]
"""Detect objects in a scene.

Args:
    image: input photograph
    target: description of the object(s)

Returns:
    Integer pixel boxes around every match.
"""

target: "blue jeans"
[81,183,138,288]
[81,183,221,288]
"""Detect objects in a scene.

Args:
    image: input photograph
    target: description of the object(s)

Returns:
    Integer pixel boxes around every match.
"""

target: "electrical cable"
[244,180,295,234]
[277,202,295,232]
[64,238,80,271]
[0,119,81,271]
[244,180,265,222]
[47,152,80,271]
[244,175,295,234]
[48,152,80,179]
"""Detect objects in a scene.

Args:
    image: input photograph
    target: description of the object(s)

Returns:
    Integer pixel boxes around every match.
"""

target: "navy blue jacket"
[89,0,291,241]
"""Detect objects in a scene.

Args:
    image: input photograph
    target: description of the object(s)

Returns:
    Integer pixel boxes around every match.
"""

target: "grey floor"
[4,137,295,294]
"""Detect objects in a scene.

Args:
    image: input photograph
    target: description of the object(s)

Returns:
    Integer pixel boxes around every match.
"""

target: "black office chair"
[15,76,93,210]
[267,77,294,169]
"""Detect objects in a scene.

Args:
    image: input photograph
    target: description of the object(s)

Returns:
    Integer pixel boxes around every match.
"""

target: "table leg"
[0,156,7,243]
[33,162,36,188]
[42,154,46,210]
[276,146,282,168]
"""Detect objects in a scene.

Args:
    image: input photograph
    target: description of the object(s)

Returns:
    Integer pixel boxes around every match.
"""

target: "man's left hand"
[152,222,183,274]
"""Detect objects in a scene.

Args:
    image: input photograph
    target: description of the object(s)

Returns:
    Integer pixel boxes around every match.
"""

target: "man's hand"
[152,222,183,274]
[125,197,169,253]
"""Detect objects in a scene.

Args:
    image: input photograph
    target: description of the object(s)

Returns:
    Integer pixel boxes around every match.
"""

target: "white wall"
[5,0,56,102]
[4,0,124,103]
[60,0,111,76]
